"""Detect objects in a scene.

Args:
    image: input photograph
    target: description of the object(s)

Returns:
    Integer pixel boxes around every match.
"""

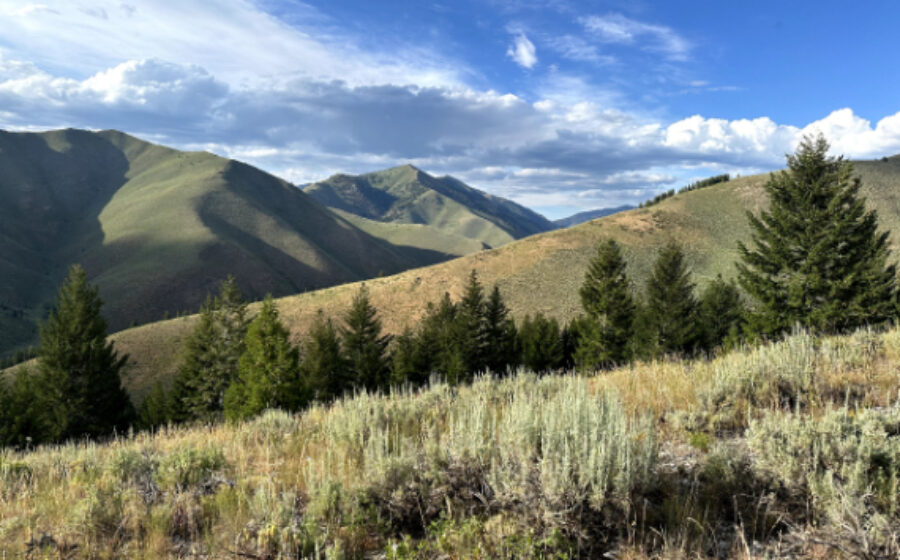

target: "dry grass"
[5,325,900,558]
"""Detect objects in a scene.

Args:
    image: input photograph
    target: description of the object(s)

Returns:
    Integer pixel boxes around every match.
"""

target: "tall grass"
[3,325,900,558]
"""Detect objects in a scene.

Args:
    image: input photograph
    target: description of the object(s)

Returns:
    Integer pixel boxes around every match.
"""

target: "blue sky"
[1,1,899,218]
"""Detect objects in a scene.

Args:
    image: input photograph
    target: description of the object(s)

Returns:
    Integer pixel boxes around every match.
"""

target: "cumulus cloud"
[1,1,899,214]
[507,34,538,68]
[581,13,690,61]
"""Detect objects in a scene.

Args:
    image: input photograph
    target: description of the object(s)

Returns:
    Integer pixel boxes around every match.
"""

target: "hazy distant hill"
[0,129,423,356]
[554,205,636,228]
[98,155,900,400]
[304,165,555,258]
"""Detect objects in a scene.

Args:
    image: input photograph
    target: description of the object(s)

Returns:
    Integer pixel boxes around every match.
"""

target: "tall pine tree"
[738,134,898,335]
[483,285,518,376]
[342,285,391,391]
[224,296,303,421]
[456,270,489,379]
[644,241,700,357]
[174,277,250,423]
[698,275,745,353]
[302,311,348,401]
[35,265,134,442]
[576,239,635,369]
[518,313,564,374]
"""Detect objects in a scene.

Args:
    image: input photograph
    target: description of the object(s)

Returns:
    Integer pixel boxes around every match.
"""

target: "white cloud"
[507,34,538,69]
[581,13,690,61]
[1,1,899,213]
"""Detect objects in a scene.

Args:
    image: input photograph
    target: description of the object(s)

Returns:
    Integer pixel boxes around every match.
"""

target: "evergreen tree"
[1,369,44,448]
[302,311,348,401]
[138,381,171,430]
[644,242,701,357]
[483,285,518,376]
[224,296,303,421]
[698,275,745,353]
[416,294,459,381]
[34,265,134,442]
[518,313,564,374]
[737,134,898,335]
[576,239,636,369]
[341,285,391,391]
[175,277,250,423]
[390,327,431,387]
[456,270,489,378]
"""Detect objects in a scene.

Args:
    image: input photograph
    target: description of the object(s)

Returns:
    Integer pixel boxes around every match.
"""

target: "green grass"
[5,326,900,558]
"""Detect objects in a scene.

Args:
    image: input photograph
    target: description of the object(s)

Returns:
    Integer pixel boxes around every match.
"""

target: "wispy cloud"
[507,33,538,68]
[1,1,898,214]
[545,34,615,65]
[581,13,691,61]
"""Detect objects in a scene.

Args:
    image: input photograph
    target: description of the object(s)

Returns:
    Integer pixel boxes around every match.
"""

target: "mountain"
[0,129,426,357]
[554,205,636,228]
[304,164,555,258]
[94,155,900,401]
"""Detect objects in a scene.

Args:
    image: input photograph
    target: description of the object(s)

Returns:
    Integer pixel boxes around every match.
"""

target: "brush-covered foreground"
[3,327,900,558]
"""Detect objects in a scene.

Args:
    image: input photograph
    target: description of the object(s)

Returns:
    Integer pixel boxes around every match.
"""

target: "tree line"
[2,134,896,446]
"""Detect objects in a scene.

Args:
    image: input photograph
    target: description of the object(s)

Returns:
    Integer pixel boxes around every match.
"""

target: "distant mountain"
[554,205,636,228]
[304,165,555,257]
[0,129,423,357]
[101,155,900,400]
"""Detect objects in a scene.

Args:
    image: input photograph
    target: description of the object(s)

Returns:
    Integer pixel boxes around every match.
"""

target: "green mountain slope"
[304,164,555,256]
[94,155,900,400]
[0,129,421,356]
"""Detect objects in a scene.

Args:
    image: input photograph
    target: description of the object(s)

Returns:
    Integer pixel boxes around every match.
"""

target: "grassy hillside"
[3,326,900,558]
[0,129,422,357]
[101,155,900,400]
[304,164,555,256]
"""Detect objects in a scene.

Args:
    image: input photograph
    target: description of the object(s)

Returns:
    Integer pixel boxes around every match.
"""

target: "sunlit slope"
[106,156,900,400]
[304,164,555,255]
[0,129,416,355]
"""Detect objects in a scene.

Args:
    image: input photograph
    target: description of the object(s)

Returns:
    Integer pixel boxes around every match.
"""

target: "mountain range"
[0,129,553,357]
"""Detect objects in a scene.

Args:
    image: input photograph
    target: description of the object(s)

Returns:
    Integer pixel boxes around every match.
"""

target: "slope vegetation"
[304,164,555,257]
[102,156,900,399]
[0,129,420,356]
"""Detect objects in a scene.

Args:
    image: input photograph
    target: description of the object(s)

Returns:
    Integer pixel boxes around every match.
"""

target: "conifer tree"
[738,134,898,335]
[35,265,134,441]
[518,313,564,374]
[224,296,303,421]
[341,285,391,391]
[644,241,700,357]
[415,294,458,381]
[483,284,518,375]
[175,277,249,423]
[390,327,430,387]
[302,311,348,401]
[698,275,745,352]
[456,270,489,378]
[138,381,171,430]
[576,239,635,368]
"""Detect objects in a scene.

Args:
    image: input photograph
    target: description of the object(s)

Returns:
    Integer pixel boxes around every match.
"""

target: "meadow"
[3,325,900,558]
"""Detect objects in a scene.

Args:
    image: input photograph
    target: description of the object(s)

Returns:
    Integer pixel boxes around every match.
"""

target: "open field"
[4,326,900,558]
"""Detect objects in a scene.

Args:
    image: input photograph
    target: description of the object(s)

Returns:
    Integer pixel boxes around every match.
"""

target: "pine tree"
[35,265,134,441]
[576,239,636,368]
[0,369,44,448]
[302,311,348,401]
[737,134,898,335]
[341,285,391,391]
[483,284,517,376]
[644,241,700,357]
[518,313,564,374]
[224,296,303,421]
[698,275,745,352]
[390,327,429,386]
[138,381,171,430]
[456,270,489,378]
[175,277,250,423]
